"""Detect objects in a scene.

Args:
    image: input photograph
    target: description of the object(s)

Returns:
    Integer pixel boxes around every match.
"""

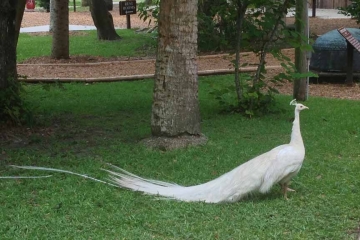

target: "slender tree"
[51,0,69,59]
[49,0,55,32]
[293,0,309,100]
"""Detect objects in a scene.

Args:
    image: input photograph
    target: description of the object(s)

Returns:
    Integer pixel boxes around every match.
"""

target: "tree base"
[141,134,208,151]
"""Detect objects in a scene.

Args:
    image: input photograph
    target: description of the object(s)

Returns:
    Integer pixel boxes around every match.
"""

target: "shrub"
[339,0,360,23]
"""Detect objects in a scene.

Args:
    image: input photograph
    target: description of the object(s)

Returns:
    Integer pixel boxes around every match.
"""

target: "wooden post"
[312,0,316,17]
[345,41,354,86]
[119,0,136,29]
[126,14,131,29]
[338,27,360,86]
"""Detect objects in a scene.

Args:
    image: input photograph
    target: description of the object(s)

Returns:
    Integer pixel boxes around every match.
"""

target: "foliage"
[1,80,360,239]
[0,76,33,125]
[209,73,282,116]
[137,0,160,27]
[38,0,50,11]
[339,0,360,23]
[198,0,237,51]
[204,0,317,117]
[137,0,237,51]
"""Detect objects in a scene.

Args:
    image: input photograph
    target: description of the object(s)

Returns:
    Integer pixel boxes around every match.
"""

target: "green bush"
[339,0,360,23]
[197,0,237,52]
[38,0,50,12]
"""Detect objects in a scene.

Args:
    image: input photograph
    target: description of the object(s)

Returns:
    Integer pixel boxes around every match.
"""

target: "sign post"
[119,1,137,29]
[337,27,360,85]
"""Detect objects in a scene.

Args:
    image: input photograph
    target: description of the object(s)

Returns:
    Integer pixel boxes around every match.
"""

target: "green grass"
[1,75,360,239]
[17,29,157,62]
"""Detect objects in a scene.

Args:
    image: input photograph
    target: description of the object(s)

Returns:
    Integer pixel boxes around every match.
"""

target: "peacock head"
[290,99,309,112]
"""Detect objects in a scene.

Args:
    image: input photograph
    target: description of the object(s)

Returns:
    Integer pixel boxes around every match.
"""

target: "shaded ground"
[18,8,360,100]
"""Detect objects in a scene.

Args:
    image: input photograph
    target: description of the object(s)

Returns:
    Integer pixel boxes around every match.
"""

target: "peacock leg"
[280,183,295,200]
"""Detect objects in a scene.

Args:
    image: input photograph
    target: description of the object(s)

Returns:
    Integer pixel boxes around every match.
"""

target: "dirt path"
[19,8,360,100]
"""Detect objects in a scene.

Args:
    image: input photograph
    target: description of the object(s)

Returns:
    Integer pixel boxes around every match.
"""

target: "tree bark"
[89,0,121,40]
[51,0,69,59]
[293,0,308,101]
[82,0,90,7]
[0,0,19,119]
[14,0,26,46]
[49,0,55,32]
[234,2,248,103]
[151,0,201,137]
[104,0,113,11]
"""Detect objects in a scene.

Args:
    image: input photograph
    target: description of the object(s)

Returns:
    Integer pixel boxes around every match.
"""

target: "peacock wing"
[258,145,304,193]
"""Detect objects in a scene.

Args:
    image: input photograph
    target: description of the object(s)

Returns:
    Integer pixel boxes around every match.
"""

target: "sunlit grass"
[17,29,157,62]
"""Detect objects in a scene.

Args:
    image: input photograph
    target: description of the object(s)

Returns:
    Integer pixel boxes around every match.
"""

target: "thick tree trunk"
[0,0,19,118]
[0,0,17,87]
[151,0,201,137]
[51,0,69,59]
[14,0,26,46]
[89,0,121,40]
[104,0,113,11]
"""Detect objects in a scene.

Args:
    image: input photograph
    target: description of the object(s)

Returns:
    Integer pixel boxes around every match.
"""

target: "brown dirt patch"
[21,5,154,29]
[286,17,359,37]
[19,10,360,100]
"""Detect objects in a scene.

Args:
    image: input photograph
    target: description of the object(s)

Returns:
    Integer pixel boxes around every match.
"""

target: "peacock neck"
[290,110,304,147]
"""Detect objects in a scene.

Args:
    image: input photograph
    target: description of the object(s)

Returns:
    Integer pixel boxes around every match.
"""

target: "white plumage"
[10,99,308,203]
[105,99,309,203]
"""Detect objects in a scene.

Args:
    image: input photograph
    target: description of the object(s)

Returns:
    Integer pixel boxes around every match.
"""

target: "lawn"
[1,76,360,239]
[17,29,157,62]
[1,30,359,239]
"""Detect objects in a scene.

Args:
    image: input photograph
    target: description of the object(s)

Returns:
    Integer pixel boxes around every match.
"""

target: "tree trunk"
[89,0,121,40]
[104,0,113,11]
[0,0,20,120]
[293,0,308,101]
[51,0,69,59]
[14,0,26,46]
[49,0,55,32]
[234,3,248,103]
[151,0,201,137]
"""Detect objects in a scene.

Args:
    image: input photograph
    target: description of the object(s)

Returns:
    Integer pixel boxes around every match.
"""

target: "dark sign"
[119,1,137,15]
[338,27,360,52]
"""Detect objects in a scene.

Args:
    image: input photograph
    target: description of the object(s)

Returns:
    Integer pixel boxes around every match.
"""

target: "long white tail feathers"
[9,165,118,188]
[9,164,187,200]
[0,175,52,179]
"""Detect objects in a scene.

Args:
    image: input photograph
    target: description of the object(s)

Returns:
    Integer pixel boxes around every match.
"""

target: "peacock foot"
[280,183,295,200]
[286,187,296,192]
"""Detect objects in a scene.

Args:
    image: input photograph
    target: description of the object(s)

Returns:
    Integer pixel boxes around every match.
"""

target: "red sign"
[119,1,137,15]
[338,27,360,52]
